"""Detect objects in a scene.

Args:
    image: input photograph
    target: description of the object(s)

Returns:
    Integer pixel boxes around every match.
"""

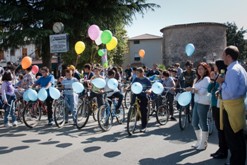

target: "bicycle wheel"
[179,106,188,131]
[156,105,169,125]
[124,90,131,109]
[98,105,113,131]
[16,100,24,122]
[75,101,90,129]
[116,104,125,124]
[127,106,138,136]
[53,100,66,128]
[22,102,41,128]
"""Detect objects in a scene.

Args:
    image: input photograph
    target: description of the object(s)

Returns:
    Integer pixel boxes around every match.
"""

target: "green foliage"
[225,22,247,60]
[158,64,166,71]
[0,0,160,69]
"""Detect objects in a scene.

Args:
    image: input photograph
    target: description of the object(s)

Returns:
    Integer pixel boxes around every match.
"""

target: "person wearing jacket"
[186,62,211,150]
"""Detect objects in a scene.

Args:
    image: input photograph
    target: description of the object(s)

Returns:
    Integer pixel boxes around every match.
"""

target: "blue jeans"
[192,103,210,131]
[65,94,78,122]
[4,95,16,124]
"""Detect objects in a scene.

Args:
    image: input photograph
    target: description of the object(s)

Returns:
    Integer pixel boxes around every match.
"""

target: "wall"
[161,23,227,67]
[127,39,163,68]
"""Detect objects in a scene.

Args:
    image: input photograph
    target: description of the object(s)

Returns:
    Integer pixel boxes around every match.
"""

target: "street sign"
[49,34,69,53]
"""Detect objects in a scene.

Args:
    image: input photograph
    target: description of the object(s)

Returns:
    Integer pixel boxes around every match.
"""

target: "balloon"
[107,78,118,90]
[151,82,164,95]
[49,87,61,100]
[101,30,112,44]
[106,37,118,51]
[185,43,195,56]
[72,82,84,93]
[75,41,86,55]
[139,49,145,58]
[32,65,39,74]
[98,49,105,56]
[91,78,106,89]
[131,82,143,94]
[23,90,30,102]
[178,92,192,106]
[27,89,38,101]
[88,25,100,41]
[103,62,108,68]
[95,31,103,45]
[21,56,32,69]
[38,88,48,101]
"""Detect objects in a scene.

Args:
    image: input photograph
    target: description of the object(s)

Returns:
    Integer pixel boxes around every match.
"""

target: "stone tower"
[160,22,227,67]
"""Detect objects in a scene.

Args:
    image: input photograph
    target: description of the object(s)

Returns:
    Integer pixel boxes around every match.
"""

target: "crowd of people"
[0,46,246,165]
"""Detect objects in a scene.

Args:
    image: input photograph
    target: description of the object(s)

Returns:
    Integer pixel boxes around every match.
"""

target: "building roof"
[128,33,162,41]
[160,22,227,32]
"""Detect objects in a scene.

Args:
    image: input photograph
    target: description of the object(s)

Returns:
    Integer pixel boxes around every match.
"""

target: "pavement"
[0,111,246,165]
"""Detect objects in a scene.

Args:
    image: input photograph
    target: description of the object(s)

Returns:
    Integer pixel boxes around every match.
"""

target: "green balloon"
[98,49,104,56]
[101,30,112,44]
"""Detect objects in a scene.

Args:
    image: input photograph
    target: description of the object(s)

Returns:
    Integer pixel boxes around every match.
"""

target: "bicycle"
[97,91,125,131]
[124,89,132,109]
[22,90,47,128]
[155,90,171,125]
[75,88,99,129]
[207,107,214,135]
[53,89,67,128]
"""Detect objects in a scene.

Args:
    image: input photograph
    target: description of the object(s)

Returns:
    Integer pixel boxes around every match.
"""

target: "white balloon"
[107,78,118,90]
[131,82,143,94]
[95,31,103,45]
[151,82,164,95]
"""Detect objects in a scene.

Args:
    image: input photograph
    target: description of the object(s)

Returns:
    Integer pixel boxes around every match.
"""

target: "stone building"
[160,22,227,67]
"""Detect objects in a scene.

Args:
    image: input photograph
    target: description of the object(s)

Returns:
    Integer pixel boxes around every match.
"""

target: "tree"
[225,22,247,60]
[0,0,160,69]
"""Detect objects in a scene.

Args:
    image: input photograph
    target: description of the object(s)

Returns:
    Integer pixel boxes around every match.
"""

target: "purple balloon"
[88,25,100,41]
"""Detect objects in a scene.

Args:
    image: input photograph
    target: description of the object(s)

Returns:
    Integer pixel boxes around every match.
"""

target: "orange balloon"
[21,56,32,69]
[139,49,145,58]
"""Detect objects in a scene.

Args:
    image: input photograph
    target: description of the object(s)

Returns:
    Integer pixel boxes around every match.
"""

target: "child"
[61,69,78,124]
[104,69,123,114]
[1,70,17,127]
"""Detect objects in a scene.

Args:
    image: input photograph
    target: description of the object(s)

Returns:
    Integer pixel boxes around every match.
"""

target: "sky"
[126,0,247,38]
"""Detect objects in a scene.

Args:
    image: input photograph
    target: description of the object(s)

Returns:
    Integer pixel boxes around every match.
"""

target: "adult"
[186,62,211,150]
[208,60,228,159]
[20,66,35,90]
[146,64,160,77]
[33,67,55,125]
[124,64,132,81]
[216,46,247,165]
[174,63,183,78]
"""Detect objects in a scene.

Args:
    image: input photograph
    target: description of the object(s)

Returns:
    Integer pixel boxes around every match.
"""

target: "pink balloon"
[32,65,39,74]
[88,25,100,41]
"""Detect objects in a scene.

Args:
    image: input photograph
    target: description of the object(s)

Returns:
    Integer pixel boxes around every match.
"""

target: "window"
[134,40,140,44]
[0,50,4,60]
[22,48,27,57]
[134,52,140,61]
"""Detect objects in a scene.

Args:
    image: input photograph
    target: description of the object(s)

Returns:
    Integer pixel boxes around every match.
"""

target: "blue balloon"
[131,82,143,94]
[178,92,192,106]
[107,78,118,90]
[49,87,60,100]
[38,88,48,101]
[28,89,38,101]
[72,82,84,93]
[91,78,106,88]
[23,90,30,102]
[151,82,164,95]
[185,43,195,56]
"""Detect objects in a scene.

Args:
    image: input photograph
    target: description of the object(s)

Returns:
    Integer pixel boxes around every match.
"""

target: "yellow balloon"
[75,41,85,55]
[106,37,118,51]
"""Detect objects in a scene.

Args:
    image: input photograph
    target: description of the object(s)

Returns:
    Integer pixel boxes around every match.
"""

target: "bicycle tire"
[91,99,98,121]
[208,109,214,135]
[97,105,113,132]
[22,102,41,128]
[53,100,66,128]
[179,106,188,131]
[127,106,138,136]
[75,102,90,129]
[156,105,169,125]
[16,100,24,122]
[124,90,131,109]
[116,104,125,124]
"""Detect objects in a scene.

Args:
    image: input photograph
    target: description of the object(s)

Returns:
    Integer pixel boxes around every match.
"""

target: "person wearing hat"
[67,65,81,81]
[216,46,247,165]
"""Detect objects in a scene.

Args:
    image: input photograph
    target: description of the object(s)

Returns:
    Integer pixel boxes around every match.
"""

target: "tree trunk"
[41,38,52,70]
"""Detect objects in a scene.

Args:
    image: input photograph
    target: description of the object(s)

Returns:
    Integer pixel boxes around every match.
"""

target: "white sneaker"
[4,123,12,128]
[13,121,18,127]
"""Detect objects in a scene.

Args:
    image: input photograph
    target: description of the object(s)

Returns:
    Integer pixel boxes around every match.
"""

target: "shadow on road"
[0,145,29,155]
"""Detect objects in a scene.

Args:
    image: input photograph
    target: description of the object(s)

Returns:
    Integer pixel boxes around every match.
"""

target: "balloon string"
[75,55,80,68]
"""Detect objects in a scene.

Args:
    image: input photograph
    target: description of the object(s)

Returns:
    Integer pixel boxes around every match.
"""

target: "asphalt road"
[0,111,246,165]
